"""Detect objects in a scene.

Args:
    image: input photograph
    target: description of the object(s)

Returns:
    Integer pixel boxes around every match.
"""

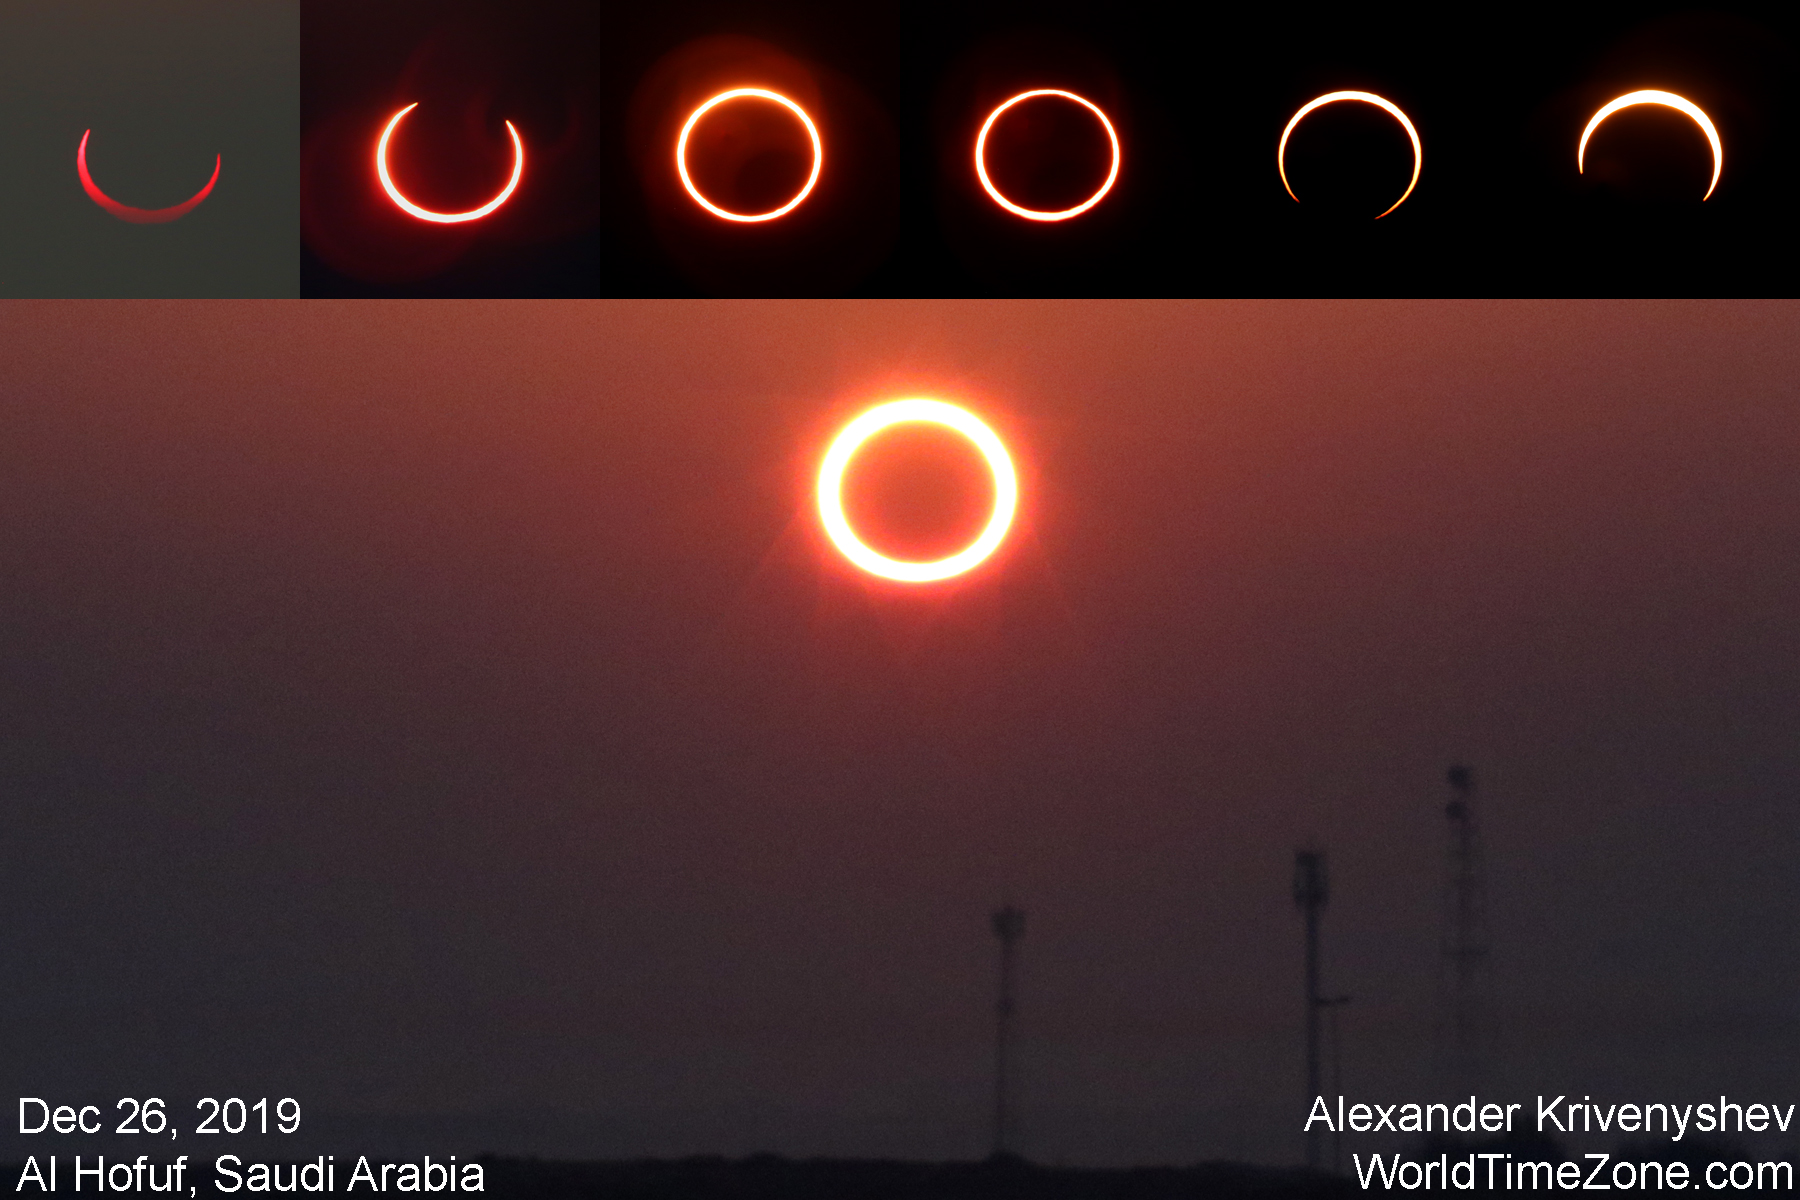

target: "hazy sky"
[3,301,1798,1166]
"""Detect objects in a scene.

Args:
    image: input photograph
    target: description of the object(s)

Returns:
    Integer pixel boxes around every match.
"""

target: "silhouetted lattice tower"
[1293,850,1328,1170]
[990,905,1026,1160]
[1441,765,1491,1092]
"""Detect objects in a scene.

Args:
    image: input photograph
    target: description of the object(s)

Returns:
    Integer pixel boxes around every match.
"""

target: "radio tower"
[1442,765,1491,1093]
[990,905,1026,1160]
[1293,850,1328,1170]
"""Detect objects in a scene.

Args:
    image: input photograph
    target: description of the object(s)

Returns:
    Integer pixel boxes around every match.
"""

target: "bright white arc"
[1578,90,1722,201]
[676,88,824,222]
[1277,91,1423,219]
[376,103,524,223]
[818,400,1019,584]
[974,89,1121,221]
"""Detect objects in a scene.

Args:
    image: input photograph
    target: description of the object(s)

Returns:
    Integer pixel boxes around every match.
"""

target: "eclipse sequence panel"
[0,0,1795,296]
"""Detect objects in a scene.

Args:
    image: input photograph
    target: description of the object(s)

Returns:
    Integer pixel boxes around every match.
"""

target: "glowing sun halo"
[1578,90,1722,201]
[676,88,824,222]
[975,89,1121,221]
[818,400,1019,583]
[376,103,524,224]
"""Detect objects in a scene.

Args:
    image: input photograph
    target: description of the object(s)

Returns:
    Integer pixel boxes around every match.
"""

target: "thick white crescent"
[1277,91,1422,219]
[376,103,524,224]
[1578,90,1721,201]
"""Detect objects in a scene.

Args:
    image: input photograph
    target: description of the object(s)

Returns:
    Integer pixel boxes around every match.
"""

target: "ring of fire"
[376,103,525,224]
[1578,90,1721,201]
[818,399,1019,583]
[1277,91,1422,219]
[77,130,220,224]
[676,88,824,222]
[974,89,1121,222]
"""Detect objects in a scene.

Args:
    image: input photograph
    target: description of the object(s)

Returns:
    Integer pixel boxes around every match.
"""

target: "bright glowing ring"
[974,89,1121,222]
[376,103,524,224]
[77,130,219,224]
[676,88,823,222]
[1578,90,1721,201]
[818,399,1018,583]
[1277,91,1422,219]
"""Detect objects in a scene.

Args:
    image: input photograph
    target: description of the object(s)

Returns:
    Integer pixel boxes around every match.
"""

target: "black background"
[602,0,1800,295]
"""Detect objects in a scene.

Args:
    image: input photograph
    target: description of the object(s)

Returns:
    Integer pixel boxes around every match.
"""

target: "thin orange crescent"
[817,399,1019,583]
[974,89,1121,221]
[1578,90,1721,201]
[1277,91,1422,219]
[77,130,219,224]
[376,103,524,224]
[676,88,824,222]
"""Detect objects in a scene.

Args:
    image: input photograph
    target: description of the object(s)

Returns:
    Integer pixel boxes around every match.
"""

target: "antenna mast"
[1442,765,1491,1092]
[991,905,1026,1160]
[1293,850,1328,1170]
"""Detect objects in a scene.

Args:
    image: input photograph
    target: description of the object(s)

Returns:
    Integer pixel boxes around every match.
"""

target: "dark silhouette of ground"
[473,1156,1358,1199]
[0,1157,1359,1199]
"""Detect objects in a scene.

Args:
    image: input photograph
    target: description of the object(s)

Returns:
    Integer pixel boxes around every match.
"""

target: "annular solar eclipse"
[818,400,1018,583]
[313,74,1743,243]
[677,88,824,222]
[376,103,525,224]
[77,130,220,224]
[1578,90,1721,201]
[1277,91,1422,219]
[975,89,1121,221]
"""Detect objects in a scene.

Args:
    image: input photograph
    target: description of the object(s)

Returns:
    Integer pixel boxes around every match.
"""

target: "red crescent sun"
[78,130,219,224]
